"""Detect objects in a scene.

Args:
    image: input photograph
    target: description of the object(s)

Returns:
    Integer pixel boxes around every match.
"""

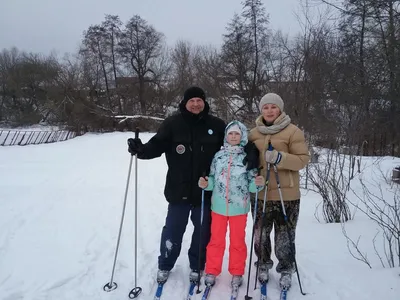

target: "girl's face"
[227,131,241,145]
[262,103,281,123]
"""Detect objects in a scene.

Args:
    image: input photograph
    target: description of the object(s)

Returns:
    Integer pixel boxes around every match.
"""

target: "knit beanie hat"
[259,93,284,112]
[182,86,206,105]
[226,124,242,136]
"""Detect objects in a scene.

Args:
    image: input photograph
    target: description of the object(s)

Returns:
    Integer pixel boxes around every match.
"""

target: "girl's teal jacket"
[205,120,260,216]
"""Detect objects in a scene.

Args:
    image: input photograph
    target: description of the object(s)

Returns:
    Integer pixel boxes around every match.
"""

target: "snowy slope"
[0,132,399,300]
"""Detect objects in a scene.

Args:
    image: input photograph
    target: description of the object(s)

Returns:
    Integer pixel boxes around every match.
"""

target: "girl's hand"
[255,175,265,187]
[198,176,208,189]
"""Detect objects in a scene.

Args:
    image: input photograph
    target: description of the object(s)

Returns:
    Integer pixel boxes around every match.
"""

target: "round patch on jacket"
[208,129,213,135]
[176,144,186,154]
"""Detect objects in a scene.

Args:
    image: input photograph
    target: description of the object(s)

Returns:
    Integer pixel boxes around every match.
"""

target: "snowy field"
[0,131,399,300]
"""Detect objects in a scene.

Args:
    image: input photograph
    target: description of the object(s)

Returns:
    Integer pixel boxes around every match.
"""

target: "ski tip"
[280,289,288,300]
[154,283,164,299]
[201,286,212,300]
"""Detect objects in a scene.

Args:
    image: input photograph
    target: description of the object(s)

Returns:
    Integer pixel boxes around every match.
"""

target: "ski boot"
[231,275,243,287]
[204,274,216,286]
[279,272,292,290]
[189,270,203,283]
[257,264,269,283]
[156,270,170,283]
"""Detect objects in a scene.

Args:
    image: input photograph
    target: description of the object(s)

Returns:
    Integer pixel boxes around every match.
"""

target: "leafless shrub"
[345,169,400,268]
[308,147,353,223]
[341,222,372,268]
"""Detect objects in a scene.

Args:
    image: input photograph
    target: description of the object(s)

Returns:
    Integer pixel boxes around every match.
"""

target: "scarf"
[256,112,291,135]
[220,145,243,154]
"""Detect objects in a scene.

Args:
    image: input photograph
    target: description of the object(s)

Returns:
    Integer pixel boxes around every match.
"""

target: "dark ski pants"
[158,202,211,272]
[251,198,300,274]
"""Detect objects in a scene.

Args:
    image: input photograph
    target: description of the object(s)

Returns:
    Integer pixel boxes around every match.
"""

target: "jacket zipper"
[189,128,194,200]
[265,135,294,188]
[225,154,233,215]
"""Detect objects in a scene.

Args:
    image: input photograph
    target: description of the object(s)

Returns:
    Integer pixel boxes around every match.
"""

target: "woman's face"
[262,103,281,123]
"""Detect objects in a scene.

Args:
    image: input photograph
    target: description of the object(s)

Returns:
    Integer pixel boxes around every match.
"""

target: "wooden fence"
[0,130,77,146]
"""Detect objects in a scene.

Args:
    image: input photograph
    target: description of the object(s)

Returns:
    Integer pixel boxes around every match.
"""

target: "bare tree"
[310,0,400,155]
[170,40,197,92]
[81,24,112,108]
[0,49,61,125]
[118,15,164,114]
[241,0,270,108]
[0,47,20,123]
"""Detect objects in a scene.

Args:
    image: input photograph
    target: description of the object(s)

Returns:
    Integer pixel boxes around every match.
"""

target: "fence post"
[39,132,48,144]
[18,132,26,145]
[25,131,35,145]
[1,131,10,146]
[45,132,53,143]
[392,167,400,184]
[10,131,19,145]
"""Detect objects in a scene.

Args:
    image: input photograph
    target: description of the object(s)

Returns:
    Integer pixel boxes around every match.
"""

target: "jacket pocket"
[271,169,291,190]
[289,171,294,187]
[165,168,191,201]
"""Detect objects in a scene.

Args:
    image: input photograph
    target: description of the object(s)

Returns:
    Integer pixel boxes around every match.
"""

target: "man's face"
[185,97,205,114]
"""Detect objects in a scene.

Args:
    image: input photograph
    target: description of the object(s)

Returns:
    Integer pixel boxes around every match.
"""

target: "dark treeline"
[1,0,399,156]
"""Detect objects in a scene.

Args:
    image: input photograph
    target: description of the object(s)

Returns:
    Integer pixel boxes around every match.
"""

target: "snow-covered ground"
[0,132,399,300]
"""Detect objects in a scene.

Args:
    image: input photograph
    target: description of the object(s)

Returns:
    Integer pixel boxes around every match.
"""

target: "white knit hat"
[226,124,241,135]
[259,93,284,112]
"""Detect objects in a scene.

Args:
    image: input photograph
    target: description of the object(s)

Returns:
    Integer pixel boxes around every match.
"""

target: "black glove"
[127,137,144,155]
[243,141,260,170]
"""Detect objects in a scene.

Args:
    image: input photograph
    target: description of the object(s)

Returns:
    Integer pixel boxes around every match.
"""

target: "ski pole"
[104,128,141,293]
[129,128,142,299]
[271,158,306,295]
[253,161,271,290]
[245,166,262,300]
[196,171,207,294]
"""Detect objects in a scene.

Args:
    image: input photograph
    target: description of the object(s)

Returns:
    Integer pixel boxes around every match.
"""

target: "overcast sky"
[0,0,307,56]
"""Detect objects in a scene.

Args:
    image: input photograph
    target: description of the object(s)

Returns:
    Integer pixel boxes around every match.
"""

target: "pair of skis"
[198,281,289,300]
[154,280,288,300]
[153,281,240,300]
[198,282,240,300]
[259,281,289,300]
[262,282,289,300]
[153,280,198,300]
[196,282,288,300]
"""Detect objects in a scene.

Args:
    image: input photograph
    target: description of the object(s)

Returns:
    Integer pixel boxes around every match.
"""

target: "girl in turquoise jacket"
[198,120,264,288]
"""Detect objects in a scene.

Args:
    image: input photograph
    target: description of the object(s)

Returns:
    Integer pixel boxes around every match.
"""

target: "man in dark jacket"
[127,86,259,284]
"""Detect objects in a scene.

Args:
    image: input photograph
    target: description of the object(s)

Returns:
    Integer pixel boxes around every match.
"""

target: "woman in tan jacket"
[248,93,310,290]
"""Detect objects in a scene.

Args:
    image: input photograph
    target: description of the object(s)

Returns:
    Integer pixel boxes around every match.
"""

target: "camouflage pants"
[250,197,300,274]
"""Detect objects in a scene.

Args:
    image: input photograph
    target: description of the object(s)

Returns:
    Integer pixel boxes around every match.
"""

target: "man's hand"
[127,138,144,155]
